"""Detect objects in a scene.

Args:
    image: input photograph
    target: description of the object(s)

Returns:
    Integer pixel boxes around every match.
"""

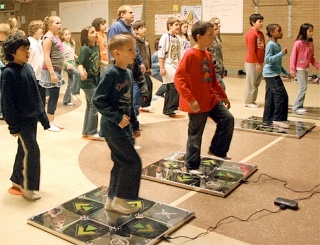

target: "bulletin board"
[202,0,243,34]
[59,0,108,33]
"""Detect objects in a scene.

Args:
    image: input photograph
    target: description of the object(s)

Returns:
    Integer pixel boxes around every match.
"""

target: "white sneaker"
[295,108,308,114]
[273,121,290,129]
[48,122,61,132]
[21,189,41,200]
[87,134,104,141]
[139,106,154,112]
[245,103,260,108]
[53,122,65,129]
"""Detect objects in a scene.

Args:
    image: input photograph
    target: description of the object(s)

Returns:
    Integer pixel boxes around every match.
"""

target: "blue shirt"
[263,40,289,77]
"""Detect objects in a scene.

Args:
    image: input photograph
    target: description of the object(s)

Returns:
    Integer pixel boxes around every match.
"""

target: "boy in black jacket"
[1,33,50,200]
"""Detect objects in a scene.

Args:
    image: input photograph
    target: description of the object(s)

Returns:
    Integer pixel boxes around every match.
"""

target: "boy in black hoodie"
[1,33,50,200]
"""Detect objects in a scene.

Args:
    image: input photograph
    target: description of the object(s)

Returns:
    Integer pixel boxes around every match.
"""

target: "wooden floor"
[1,76,319,245]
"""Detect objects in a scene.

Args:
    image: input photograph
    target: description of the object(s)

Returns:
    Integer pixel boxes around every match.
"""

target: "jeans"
[47,87,60,115]
[63,67,80,104]
[82,88,99,136]
[293,70,308,110]
[141,73,153,107]
[105,136,142,200]
[244,62,262,104]
[185,101,234,170]
[132,80,141,116]
[163,83,179,115]
[153,73,166,97]
[263,76,288,123]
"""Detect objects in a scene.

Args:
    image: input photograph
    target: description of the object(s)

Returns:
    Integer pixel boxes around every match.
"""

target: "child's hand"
[132,130,141,139]
[223,98,231,109]
[80,69,88,81]
[50,72,58,84]
[118,114,130,128]
[160,67,166,76]
[282,47,287,55]
[189,100,200,112]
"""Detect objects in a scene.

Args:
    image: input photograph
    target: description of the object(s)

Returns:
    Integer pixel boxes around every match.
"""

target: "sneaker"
[245,103,260,108]
[295,108,308,114]
[273,121,290,128]
[139,106,154,112]
[48,122,61,132]
[134,145,142,150]
[152,95,164,101]
[63,102,74,107]
[21,189,41,201]
[208,150,232,160]
[87,134,104,141]
[188,169,204,175]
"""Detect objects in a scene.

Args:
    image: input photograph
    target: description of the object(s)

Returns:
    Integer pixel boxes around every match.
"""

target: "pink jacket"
[290,40,319,73]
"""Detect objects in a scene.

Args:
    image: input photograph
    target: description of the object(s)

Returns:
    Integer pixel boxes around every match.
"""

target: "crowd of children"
[0,4,318,214]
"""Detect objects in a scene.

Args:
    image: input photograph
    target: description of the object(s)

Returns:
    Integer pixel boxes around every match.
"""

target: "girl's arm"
[42,37,58,83]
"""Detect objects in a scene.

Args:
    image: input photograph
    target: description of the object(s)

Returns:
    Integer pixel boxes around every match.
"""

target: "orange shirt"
[97,32,108,62]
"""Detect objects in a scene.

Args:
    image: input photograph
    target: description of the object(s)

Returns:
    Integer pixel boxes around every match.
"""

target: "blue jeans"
[263,76,288,123]
[293,70,308,110]
[132,80,141,116]
[63,66,80,104]
[47,87,60,115]
[82,88,98,136]
[185,101,234,170]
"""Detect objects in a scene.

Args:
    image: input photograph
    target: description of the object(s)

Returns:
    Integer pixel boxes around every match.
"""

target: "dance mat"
[142,152,258,197]
[27,186,194,245]
[288,106,320,120]
[235,116,315,138]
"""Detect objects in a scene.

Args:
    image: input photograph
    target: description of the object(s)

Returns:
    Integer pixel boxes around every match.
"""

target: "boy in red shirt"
[174,21,234,172]
[244,14,265,108]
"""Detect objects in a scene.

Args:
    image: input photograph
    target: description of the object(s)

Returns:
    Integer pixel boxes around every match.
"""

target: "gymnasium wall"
[3,0,319,75]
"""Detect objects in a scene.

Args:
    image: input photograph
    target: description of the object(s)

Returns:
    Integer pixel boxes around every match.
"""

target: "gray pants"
[244,62,262,104]
[293,70,308,111]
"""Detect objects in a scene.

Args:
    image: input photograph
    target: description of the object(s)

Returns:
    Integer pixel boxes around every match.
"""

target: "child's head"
[44,16,61,34]
[28,20,44,39]
[80,26,97,46]
[91,18,107,32]
[178,20,188,35]
[296,23,314,41]
[249,14,264,29]
[7,17,18,31]
[132,20,146,38]
[266,24,283,39]
[108,33,135,64]
[209,17,221,28]
[154,37,160,50]
[0,23,10,42]
[60,28,75,46]
[2,32,30,64]
[191,20,214,43]
[166,17,180,33]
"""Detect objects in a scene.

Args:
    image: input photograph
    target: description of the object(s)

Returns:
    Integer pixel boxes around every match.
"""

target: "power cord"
[163,173,319,242]
[163,207,282,241]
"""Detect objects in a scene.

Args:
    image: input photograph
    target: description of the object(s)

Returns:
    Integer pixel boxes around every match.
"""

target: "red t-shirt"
[245,28,265,64]
[174,48,227,113]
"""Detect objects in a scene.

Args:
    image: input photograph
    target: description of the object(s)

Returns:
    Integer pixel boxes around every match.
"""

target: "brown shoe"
[108,197,139,215]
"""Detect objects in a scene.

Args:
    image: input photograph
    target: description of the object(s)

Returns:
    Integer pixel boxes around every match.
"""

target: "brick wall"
[5,0,319,75]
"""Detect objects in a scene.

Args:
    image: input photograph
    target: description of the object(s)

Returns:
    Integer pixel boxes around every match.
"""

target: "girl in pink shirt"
[290,23,319,114]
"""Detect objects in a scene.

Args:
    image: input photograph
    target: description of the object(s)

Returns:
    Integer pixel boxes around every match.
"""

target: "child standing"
[77,26,102,141]
[1,33,50,200]
[40,16,65,132]
[133,20,153,112]
[174,21,234,172]
[28,20,46,106]
[290,23,319,114]
[158,17,181,117]
[152,38,166,99]
[91,18,109,75]
[208,18,226,91]
[92,34,141,215]
[244,14,265,108]
[60,28,80,106]
[262,24,291,128]
[177,20,191,58]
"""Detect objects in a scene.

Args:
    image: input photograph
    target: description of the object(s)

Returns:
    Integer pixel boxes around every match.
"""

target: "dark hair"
[191,20,213,42]
[91,18,106,32]
[132,20,145,31]
[249,14,264,26]
[2,32,30,62]
[296,23,313,42]
[266,24,280,38]
[154,37,160,50]
[80,26,91,46]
